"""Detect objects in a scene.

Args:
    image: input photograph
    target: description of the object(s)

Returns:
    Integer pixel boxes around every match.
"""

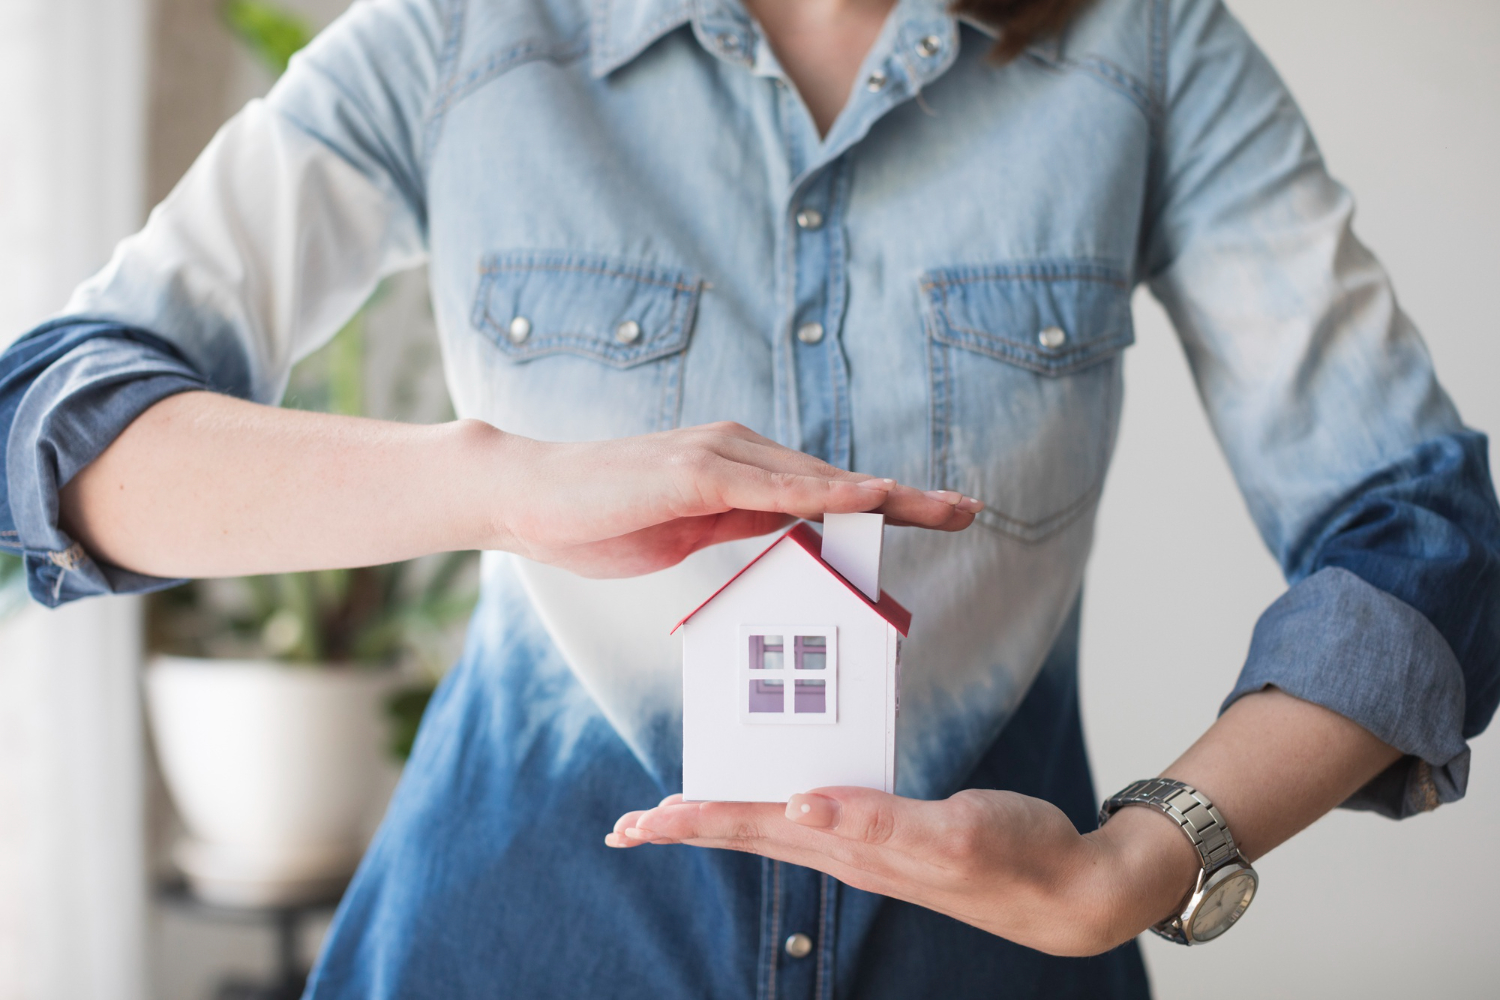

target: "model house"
[673,513,911,802]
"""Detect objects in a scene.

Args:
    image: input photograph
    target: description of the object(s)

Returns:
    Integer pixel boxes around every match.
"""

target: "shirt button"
[507,316,532,343]
[1037,325,1067,349]
[865,70,888,92]
[916,34,942,58]
[795,208,824,230]
[784,933,813,959]
[615,320,642,344]
[796,322,825,345]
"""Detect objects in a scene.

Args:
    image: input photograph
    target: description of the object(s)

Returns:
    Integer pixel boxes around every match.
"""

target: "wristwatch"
[1099,778,1258,945]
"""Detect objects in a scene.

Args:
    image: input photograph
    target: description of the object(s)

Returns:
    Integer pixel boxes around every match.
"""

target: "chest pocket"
[921,261,1134,543]
[471,251,703,441]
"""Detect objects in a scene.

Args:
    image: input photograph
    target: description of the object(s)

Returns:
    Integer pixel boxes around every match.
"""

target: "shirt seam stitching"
[419,0,469,170]
[479,259,698,292]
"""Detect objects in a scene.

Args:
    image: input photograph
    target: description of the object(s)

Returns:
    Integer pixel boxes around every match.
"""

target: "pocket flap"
[473,251,702,368]
[921,261,1134,376]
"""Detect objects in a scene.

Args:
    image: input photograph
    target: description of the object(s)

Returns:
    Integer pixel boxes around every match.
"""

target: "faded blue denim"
[2,0,1499,995]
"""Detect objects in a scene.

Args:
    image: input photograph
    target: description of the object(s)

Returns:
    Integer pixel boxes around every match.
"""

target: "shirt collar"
[589,0,701,78]
[589,0,986,79]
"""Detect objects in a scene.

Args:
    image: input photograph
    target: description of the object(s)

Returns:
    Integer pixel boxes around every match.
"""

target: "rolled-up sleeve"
[1144,0,1500,817]
[0,0,445,607]
[0,323,207,604]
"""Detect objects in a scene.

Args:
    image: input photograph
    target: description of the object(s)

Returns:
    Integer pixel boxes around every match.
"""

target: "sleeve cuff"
[5,335,207,605]
[1222,566,1470,819]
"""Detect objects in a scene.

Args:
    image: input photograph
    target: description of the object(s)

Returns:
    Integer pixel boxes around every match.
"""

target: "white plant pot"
[145,655,400,907]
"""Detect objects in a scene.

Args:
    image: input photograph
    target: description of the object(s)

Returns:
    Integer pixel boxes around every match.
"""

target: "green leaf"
[384,682,436,761]
[0,552,26,621]
[326,310,366,417]
[221,0,313,77]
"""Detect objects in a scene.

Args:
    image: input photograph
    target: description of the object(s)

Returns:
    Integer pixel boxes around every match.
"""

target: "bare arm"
[1091,688,1401,948]
[59,391,979,580]
[608,688,1400,956]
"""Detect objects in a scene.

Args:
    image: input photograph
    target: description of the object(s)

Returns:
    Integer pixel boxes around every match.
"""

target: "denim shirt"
[4,0,1499,995]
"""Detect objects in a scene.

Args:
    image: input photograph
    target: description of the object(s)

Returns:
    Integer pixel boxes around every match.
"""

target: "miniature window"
[794,636,826,714]
[747,635,785,713]
[740,627,836,724]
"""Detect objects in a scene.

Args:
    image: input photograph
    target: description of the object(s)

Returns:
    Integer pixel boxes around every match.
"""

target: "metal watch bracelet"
[1098,777,1241,871]
[1099,777,1255,945]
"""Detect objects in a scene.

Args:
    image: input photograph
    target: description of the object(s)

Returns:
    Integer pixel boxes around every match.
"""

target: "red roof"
[670,522,912,636]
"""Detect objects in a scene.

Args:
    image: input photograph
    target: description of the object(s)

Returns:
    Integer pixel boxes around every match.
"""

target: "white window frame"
[738,625,837,725]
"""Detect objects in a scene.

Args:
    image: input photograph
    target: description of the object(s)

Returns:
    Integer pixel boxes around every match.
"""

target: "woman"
[2,0,1497,996]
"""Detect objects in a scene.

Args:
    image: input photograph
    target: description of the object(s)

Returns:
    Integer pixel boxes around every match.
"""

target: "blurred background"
[0,1,1496,998]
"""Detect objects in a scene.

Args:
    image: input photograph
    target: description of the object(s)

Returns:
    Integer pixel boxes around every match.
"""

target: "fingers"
[690,425,984,530]
[602,791,977,905]
[783,787,935,850]
[605,794,685,848]
[617,788,932,855]
[689,458,891,520]
[867,486,983,532]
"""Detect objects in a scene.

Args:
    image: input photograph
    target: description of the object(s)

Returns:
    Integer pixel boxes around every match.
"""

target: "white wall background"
[1080,2,1500,997]
[0,2,151,1000]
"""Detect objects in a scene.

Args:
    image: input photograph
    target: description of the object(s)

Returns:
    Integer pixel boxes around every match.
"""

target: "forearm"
[1091,687,1402,948]
[57,392,976,582]
[59,391,504,578]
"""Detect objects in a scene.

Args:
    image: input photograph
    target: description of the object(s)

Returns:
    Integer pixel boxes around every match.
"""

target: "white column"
[0,0,150,998]
[0,600,147,1000]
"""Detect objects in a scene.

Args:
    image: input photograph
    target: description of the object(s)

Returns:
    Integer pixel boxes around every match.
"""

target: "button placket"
[784,160,852,468]
[768,862,824,999]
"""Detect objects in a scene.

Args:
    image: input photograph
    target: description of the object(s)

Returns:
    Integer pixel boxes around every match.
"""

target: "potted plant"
[143,0,475,907]
[146,555,473,905]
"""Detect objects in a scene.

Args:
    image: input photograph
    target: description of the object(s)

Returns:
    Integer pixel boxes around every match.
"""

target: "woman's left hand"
[606,786,1195,957]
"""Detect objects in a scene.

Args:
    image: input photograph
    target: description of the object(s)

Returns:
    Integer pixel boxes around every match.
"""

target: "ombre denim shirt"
[4,0,1499,995]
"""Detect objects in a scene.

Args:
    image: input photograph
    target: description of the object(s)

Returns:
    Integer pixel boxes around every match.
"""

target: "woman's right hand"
[61,394,978,581]
[488,420,982,578]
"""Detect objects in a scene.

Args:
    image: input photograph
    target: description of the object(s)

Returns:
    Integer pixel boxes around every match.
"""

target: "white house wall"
[682,542,895,802]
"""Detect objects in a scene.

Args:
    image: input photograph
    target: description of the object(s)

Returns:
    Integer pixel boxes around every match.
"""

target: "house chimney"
[821,513,884,602]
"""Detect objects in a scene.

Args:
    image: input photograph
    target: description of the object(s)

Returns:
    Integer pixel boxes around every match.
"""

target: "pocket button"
[797,322,825,344]
[615,320,642,345]
[508,316,532,344]
[1037,325,1067,350]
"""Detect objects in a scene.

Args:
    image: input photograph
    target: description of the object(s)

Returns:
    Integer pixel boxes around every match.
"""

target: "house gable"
[671,522,910,636]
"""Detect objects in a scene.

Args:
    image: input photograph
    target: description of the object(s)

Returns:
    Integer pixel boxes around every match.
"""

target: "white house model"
[672,513,911,802]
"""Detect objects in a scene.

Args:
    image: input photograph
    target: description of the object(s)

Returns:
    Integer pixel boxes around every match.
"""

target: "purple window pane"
[749,635,784,670]
[749,678,784,713]
[794,635,826,670]
[794,679,826,714]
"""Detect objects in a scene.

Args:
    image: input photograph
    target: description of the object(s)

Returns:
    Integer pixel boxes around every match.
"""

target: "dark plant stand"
[155,876,349,1000]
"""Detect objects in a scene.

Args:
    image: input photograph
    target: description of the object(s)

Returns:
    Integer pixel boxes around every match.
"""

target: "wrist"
[446,418,525,551]
[1085,803,1201,950]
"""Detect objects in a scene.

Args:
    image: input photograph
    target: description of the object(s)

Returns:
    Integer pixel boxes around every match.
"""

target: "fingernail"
[924,490,961,505]
[786,793,841,828]
[957,496,985,512]
[624,827,653,841]
[857,478,896,491]
[632,810,658,834]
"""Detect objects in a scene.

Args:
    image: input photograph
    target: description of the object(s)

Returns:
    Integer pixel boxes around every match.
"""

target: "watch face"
[1188,869,1257,942]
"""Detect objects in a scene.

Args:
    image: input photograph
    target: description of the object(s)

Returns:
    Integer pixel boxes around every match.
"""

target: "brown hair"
[951,0,1095,61]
